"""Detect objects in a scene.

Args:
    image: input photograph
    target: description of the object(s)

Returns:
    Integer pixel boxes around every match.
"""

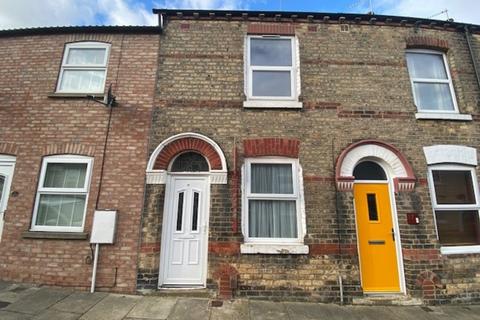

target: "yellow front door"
[354,183,400,293]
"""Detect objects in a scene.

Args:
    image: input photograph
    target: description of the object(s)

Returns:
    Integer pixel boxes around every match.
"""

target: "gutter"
[465,26,480,93]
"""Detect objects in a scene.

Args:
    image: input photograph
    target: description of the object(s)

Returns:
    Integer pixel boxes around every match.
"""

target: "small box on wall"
[407,212,420,225]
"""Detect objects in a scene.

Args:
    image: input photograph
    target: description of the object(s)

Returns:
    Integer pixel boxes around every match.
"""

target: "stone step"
[352,294,423,306]
[138,288,215,299]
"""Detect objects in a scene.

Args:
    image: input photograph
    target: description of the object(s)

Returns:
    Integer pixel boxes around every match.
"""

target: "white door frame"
[352,160,406,294]
[158,173,211,288]
[0,155,16,242]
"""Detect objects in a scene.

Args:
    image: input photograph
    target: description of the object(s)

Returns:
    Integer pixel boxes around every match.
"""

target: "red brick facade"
[0,28,159,293]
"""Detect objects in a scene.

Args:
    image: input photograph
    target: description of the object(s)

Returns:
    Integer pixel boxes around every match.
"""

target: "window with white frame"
[245,36,300,107]
[57,42,110,94]
[31,155,93,232]
[405,50,458,112]
[243,158,303,243]
[428,165,480,247]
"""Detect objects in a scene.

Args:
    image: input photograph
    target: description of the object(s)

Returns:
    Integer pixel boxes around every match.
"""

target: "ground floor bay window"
[241,157,307,254]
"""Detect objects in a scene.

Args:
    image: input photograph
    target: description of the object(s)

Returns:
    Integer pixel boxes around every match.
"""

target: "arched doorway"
[146,133,227,288]
[353,160,400,293]
[336,140,416,294]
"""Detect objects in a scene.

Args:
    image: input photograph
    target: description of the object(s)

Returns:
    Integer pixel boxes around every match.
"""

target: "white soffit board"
[423,145,477,166]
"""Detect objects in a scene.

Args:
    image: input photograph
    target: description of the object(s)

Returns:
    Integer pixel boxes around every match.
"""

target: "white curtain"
[249,200,297,238]
[406,53,454,111]
[249,164,297,238]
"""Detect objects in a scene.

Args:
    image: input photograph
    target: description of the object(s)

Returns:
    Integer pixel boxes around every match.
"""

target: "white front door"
[159,176,209,287]
[0,156,16,241]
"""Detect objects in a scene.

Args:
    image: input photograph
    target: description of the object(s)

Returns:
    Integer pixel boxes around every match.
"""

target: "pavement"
[0,282,480,319]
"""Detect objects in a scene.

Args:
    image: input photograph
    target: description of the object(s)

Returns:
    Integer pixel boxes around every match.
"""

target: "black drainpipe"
[464,26,480,92]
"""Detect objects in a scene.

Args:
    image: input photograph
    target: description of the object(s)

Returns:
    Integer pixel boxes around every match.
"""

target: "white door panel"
[159,177,209,287]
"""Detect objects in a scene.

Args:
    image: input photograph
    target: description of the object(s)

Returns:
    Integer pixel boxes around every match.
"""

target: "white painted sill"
[240,243,309,254]
[440,245,480,255]
[243,100,303,109]
[415,112,472,121]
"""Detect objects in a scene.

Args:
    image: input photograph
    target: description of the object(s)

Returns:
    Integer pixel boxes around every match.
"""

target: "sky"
[0,0,479,30]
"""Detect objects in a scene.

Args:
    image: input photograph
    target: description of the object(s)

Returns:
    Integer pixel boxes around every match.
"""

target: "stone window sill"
[243,100,303,109]
[415,112,472,121]
[48,92,105,99]
[22,231,89,240]
[240,243,309,254]
[440,245,480,255]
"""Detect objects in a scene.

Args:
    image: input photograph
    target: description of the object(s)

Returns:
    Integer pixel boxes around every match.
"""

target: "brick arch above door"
[146,132,227,184]
[335,139,416,192]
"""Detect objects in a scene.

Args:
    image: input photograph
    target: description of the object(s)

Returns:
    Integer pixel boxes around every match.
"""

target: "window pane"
[367,194,379,221]
[250,38,292,66]
[67,48,106,65]
[413,82,454,111]
[251,163,293,194]
[36,194,86,227]
[176,192,184,231]
[432,170,476,204]
[435,210,480,245]
[0,176,4,204]
[59,70,106,92]
[171,152,209,172]
[252,71,291,97]
[249,200,297,238]
[353,161,387,180]
[192,192,199,231]
[44,163,87,189]
[406,53,447,79]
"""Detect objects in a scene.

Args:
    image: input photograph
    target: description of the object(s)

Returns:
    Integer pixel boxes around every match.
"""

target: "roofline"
[152,9,480,32]
[0,25,161,37]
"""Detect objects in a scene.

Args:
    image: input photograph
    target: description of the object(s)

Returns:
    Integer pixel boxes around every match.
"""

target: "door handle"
[391,228,395,241]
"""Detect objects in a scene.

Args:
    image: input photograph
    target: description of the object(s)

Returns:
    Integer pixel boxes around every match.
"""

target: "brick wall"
[0,32,159,293]
[139,17,480,303]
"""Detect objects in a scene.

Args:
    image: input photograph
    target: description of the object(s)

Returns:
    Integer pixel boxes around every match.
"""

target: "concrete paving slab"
[346,305,405,320]
[127,296,176,320]
[33,309,80,320]
[0,310,33,320]
[0,285,40,304]
[4,287,72,314]
[285,302,357,320]
[51,291,108,314]
[79,294,141,320]
[210,299,249,320]
[434,305,480,320]
[168,298,210,320]
[0,281,12,292]
[249,300,289,320]
[387,306,449,320]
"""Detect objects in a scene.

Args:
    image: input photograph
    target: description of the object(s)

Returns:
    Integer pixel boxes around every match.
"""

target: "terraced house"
[1,8,480,305]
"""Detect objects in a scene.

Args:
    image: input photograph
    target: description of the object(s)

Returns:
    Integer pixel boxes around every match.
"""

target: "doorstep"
[138,287,215,299]
[352,294,423,306]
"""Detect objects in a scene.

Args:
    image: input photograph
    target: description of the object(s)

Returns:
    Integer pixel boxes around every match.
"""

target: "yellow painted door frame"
[354,183,400,293]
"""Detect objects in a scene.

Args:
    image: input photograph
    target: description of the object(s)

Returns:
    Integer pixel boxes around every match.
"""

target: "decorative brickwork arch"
[335,140,416,192]
[146,133,227,184]
[406,36,449,52]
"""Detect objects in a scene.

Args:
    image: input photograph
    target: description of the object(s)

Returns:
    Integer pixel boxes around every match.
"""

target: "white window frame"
[244,35,302,108]
[241,158,306,247]
[56,42,110,94]
[427,164,480,254]
[406,49,459,114]
[31,155,93,232]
